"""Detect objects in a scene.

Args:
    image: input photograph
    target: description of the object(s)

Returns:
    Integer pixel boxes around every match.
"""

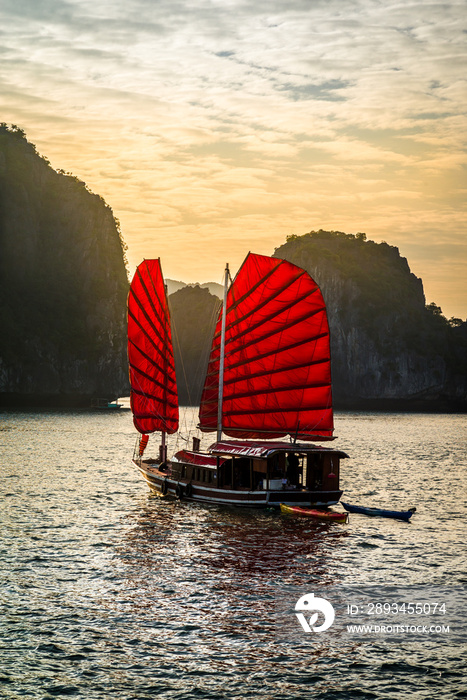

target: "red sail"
[199,253,333,440]
[128,259,178,435]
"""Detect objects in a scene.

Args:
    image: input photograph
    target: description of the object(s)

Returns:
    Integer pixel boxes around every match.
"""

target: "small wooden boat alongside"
[341,502,416,522]
[91,397,123,410]
[280,503,348,523]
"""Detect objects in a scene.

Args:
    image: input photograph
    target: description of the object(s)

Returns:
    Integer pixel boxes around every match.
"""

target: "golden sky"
[1,0,466,318]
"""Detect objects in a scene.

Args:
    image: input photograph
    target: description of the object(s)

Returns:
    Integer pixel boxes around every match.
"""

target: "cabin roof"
[172,450,226,468]
[208,440,349,459]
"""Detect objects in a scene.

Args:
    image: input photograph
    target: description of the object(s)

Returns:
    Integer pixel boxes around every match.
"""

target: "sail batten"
[127,305,172,349]
[220,357,330,385]
[128,365,177,396]
[213,269,312,340]
[204,335,330,378]
[218,381,333,401]
[128,259,179,435]
[218,301,325,363]
[128,300,175,365]
[223,311,328,364]
[135,266,170,323]
[128,341,177,378]
[199,252,334,441]
[220,258,284,316]
[223,405,333,416]
[130,394,178,411]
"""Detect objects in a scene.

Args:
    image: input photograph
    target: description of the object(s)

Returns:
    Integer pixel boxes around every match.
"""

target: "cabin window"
[307,454,323,489]
[181,466,186,478]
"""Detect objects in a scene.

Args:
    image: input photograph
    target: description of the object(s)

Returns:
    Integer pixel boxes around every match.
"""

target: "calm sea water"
[1,407,466,699]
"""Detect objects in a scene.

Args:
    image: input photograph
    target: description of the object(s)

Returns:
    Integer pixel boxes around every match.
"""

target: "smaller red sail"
[128,259,178,435]
[199,253,333,441]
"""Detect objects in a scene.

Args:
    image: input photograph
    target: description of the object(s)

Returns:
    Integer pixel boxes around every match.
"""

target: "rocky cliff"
[274,230,467,410]
[169,285,221,406]
[0,125,130,406]
[1,125,464,411]
[167,231,466,411]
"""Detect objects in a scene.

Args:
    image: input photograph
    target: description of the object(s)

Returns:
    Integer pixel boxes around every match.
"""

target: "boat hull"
[280,503,348,523]
[134,460,343,508]
[341,502,414,521]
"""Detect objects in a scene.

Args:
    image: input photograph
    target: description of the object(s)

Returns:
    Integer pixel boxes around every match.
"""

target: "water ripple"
[0,409,465,698]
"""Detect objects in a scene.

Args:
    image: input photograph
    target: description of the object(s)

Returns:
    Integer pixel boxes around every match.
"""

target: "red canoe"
[280,503,348,523]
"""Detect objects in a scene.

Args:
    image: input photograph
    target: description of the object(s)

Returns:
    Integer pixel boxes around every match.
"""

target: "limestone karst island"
[0,125,466,411]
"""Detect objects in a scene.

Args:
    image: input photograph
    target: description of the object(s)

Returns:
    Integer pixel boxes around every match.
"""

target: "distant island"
[0,125,465,410]
[166,279,223,298]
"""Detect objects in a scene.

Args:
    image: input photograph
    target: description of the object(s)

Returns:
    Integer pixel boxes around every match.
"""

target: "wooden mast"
[161,268,168,463]
[217,263,229,442]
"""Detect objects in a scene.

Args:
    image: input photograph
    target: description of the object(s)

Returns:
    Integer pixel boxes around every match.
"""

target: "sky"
[1,0,466,319]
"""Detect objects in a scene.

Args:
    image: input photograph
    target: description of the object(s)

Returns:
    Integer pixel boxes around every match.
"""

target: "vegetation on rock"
[274,230,466,407]
[0,125,129,405]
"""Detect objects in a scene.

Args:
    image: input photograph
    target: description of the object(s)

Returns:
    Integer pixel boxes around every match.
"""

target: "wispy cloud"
[0,0,465,315]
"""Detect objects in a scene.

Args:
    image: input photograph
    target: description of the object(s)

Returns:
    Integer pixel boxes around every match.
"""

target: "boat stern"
[267,489,343,508]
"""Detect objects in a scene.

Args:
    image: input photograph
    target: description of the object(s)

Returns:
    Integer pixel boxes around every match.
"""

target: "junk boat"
[128,253,348,508]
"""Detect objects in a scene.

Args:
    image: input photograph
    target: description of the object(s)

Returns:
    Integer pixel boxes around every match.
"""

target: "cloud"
[0,0,465,316]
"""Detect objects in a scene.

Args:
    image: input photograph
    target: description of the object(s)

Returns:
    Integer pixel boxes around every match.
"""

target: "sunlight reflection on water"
[0,408,466,698]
